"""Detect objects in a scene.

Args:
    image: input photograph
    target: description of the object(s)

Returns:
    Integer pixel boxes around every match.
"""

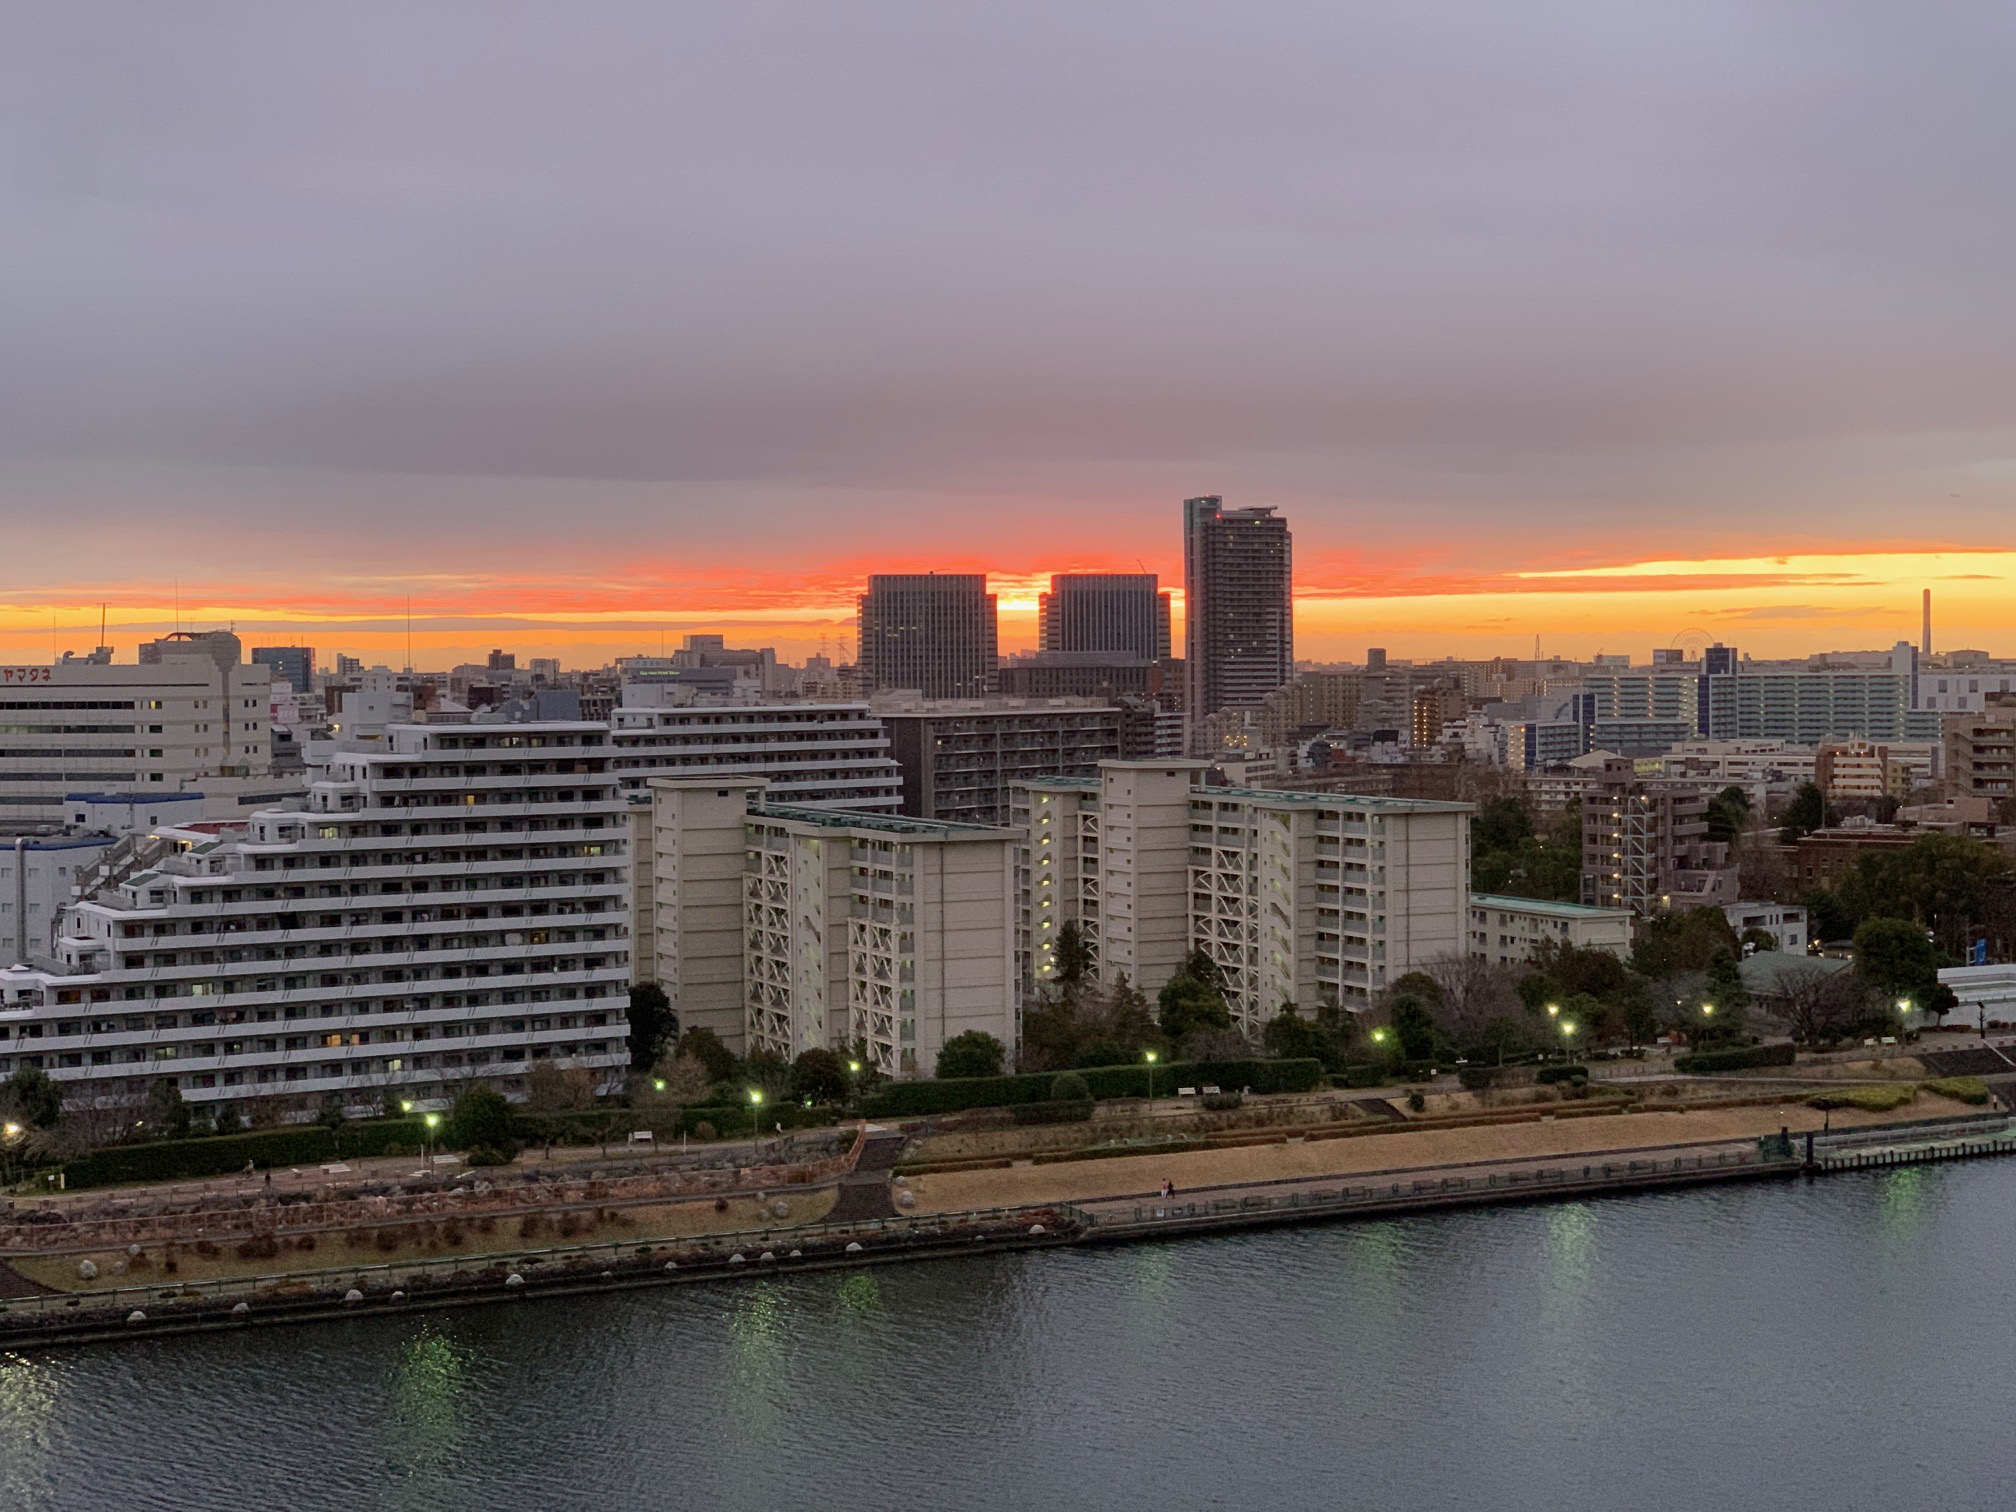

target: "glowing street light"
[748,1087,765,1142]
[422,1111,441,1169]
[1546,1003,1560,1019]
[1371,1028,1388,1045]
[1,1122,20,1141]
[652,1078,667,1092]
[1144,1048,1159,1108]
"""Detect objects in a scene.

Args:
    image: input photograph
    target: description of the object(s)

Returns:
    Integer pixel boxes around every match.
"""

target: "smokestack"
[1923,588,1932,656]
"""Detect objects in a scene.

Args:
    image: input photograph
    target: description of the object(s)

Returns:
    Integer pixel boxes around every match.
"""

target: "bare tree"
[1410,953,1527,1048]
[1758,965,1873,1045]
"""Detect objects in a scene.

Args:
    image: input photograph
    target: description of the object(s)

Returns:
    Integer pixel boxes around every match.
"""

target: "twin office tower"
[856,495,1293,717]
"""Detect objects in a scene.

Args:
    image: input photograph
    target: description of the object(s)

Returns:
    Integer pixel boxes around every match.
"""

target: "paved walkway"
[827,1130,905,1221]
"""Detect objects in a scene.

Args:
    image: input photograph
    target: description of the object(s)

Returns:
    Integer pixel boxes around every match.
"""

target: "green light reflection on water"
[1542,1203,1596,1321]
[380,1325,474,1510]
[1877,1167,1927,1241]
[837,1270,883,1316]
[0,1353,60,1466]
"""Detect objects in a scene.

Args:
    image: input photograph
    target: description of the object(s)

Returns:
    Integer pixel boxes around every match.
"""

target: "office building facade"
[857,574,998,699]
[1038,574,1172,662]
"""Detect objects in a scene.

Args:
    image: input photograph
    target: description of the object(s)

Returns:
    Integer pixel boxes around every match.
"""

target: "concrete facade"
[1467,893,1633,966]
[0,721,630,1112]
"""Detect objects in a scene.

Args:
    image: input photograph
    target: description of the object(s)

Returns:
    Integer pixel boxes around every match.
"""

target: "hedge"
[1674,1043,1797,1074]
[1335,1064,1388,1089]
[1536,1065,1590,1085]
[859,1058,1323,1118]
[1009,1099,1095,1125]
[63,1118,429,1190]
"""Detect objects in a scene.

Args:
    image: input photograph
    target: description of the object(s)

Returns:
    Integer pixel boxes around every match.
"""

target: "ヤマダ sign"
[0,667,53,684]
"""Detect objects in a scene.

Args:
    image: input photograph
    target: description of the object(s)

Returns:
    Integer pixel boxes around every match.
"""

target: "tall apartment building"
[1038,574,1172,662]
[609,702,902,812]
[0,721,630,1112]
[2,834,120,968]
[1016,761,1469,1032]
[857,574,998,698]
[875,698,1126,825]
[0,643,277,833]
[644,778,1016,1076]
[250,646,315,695]
[1815,740,1910,800]
[1943,697,2016,804]
[1183,496,1293,721]
[1579,758,1736,914]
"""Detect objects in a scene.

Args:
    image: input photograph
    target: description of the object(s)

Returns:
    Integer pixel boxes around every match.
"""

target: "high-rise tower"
[1182,496,1293,720]
[857,574,998,698]
[1037,573,1171,661]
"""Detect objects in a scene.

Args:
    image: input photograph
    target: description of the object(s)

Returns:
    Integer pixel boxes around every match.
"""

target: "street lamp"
[1370,1028,1388,1046]
[1144,1048,1159,1109]
[748,1088,764,1143]
[652,1078,667,1093]
[1546,1003,1560,1019]
[1560,1020,1577,1059]
[423,1112,440,1170]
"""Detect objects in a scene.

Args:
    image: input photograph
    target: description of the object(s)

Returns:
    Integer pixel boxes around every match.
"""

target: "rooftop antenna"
[99,602,107,654]
[1922,588,1932,657]
[405,595,413,674]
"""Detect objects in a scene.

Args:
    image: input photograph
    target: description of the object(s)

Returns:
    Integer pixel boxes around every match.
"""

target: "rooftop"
[1470,893,1631,919]
[1197,785,1472,814]
[754,803,1014,838]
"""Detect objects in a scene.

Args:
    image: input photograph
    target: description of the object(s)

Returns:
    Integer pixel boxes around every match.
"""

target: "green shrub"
[1674,1043,1797,1074]
[1457,1066,1498,1091]
[1336,1064,1387,1089]
[60,1118,433,1189]
[1536,1065,1589,1085]
[1405,1090,1427,1112]
[1202,1091,1244,1112]
[1809,1084,1917,1113]
[1925,1076,1991,1106]
[1050,1071,1092,1102]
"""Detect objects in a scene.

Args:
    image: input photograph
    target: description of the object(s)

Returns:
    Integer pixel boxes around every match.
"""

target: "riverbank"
[5,1100,2010,1350]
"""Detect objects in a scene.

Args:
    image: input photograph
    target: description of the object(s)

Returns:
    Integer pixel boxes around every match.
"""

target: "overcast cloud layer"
[4,1,2016,611]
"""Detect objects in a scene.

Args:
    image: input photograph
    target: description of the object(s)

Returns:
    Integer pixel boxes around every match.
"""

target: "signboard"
[0,667,53,683]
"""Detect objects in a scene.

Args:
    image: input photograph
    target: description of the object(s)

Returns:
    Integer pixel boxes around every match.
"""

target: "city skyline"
[1,545,2007,671]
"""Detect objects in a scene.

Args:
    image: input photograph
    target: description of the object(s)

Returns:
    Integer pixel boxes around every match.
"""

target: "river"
[2,1161,2011,1511]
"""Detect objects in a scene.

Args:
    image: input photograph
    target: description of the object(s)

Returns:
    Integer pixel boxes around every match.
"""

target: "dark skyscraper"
[250,645,315,694]
[1183,495,1293,719]
[858,573,999,698]
[1038,573,1172,662]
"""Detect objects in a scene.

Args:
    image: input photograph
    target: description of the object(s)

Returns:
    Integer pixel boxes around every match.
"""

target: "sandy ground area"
[909,1096,1976,1213]
[12,1186,835,1293]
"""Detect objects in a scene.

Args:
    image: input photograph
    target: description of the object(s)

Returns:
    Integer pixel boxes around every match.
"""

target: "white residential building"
[1468,893,1633,966]
[645,777,1017,1076]
[0,639,277,832]
[611,701,902,811]
[1724,902,1809,955]
[0,721,630,1112]
[1017,762,1471,1032]
[2,834,121,968]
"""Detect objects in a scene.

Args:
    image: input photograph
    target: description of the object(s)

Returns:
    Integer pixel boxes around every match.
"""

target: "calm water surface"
[3,1162,2013,1512]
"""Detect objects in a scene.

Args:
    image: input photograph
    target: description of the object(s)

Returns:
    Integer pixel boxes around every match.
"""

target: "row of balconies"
[28,965,627,1013]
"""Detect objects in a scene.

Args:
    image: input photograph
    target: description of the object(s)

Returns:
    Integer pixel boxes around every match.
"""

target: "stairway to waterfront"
[826,1130,906,1221]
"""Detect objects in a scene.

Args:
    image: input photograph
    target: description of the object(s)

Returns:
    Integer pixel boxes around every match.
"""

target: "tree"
[1158,971,1232,1044]
[643,1051,712,1112]
[1472,796,1582,903]
[1705,785,1751,849]
[744,1050,793,1099]
[625,983,678,1073]
[1631,907,1740,979]
[0,1065,63,1131]
[1780,782,1827,844]
[1767,963,1878,1045]
[525,1060,595,1114]
[1853,916,1945,1014]
[676,1026,739,1084]
[1263,1004,1343,1068]
[445,1084,517,1159]
[936,1030,1006,1079]
[790,1048,850,1104]
[1389,998,1442,1062]
[1052,921,1092,988]
[143,1078,192,1140]
[1739,926,1779,955]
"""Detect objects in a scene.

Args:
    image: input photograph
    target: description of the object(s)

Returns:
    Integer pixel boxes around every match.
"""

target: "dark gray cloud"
[4,0,2016,560]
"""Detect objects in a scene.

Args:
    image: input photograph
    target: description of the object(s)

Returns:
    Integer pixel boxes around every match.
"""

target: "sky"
[4,2,2015,669]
